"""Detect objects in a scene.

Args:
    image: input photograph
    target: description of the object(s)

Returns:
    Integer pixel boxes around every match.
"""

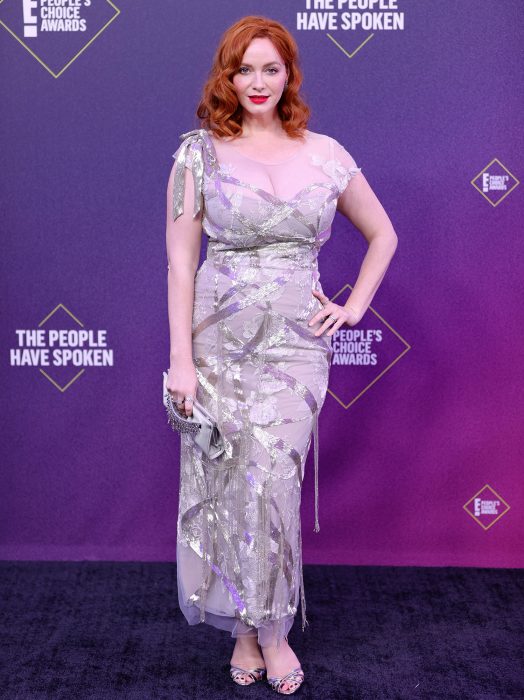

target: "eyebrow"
[240,62,281,67]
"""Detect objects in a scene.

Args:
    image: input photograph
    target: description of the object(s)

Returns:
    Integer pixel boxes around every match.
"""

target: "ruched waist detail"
[206,239,319,270]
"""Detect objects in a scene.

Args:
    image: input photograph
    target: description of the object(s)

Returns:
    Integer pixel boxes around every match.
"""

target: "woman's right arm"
[165,156,203,416]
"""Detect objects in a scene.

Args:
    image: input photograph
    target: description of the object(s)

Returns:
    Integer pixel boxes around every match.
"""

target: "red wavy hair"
[196,16,310,139]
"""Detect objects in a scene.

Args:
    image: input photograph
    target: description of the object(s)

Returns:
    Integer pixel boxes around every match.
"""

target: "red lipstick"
[249,96,269,104]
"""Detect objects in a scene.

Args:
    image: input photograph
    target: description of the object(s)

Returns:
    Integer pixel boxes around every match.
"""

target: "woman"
[165,15,398,695]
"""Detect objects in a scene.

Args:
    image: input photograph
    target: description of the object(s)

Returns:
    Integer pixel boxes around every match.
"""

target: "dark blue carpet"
[0,562,522,699]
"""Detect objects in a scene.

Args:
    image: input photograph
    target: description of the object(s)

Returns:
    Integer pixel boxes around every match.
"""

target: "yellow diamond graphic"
[463,484,510,530]
[327,283,410,409]
[0,0,120,78]
[326,31,375,59]
[38,303,87,391]
[470,158,519,207]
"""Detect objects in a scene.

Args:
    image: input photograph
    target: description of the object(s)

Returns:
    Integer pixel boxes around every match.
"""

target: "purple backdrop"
[1,1,523,567]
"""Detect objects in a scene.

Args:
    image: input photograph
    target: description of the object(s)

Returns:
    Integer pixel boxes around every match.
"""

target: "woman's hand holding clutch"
[162,367,226,460]
[166,360,198,417]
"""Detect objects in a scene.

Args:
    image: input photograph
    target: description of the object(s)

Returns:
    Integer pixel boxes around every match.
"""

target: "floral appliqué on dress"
[309,153,360,193]
[217,161,237,178]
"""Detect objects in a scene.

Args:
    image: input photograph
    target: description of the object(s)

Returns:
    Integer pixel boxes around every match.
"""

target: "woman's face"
[232,37,288,117]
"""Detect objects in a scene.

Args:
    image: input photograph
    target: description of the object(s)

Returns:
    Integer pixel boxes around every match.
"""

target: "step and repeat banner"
[1,1,522,566]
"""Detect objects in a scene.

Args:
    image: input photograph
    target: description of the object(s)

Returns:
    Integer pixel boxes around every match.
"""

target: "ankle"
[261,638,290,652]
[235,635,258,645]
[233,637,261,655]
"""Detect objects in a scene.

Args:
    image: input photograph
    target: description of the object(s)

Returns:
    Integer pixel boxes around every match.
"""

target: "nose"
[251,72,266,91]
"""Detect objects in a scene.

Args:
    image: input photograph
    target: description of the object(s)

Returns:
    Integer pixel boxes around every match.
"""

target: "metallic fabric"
[230,665,267,685]
[171,128,361,648]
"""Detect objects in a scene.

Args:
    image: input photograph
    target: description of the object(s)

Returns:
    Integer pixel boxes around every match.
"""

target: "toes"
[282,679,299,692]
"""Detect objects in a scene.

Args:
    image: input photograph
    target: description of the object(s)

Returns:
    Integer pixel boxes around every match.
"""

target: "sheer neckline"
[207,129,309,166]
[201,128,338,205]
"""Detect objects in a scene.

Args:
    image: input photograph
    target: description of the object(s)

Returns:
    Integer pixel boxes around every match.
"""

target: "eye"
[238,66,279,75]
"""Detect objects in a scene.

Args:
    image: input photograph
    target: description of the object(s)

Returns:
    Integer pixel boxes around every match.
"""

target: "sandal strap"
[230,665,266,683]
[267,666,304,691]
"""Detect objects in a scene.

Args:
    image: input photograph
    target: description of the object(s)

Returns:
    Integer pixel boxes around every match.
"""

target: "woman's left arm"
[309,139,399,335]
[334,172,398,323]
[310,173,398,335]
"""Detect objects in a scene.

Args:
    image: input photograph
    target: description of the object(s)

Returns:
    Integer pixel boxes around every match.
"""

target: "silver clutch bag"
[162,370,225,459]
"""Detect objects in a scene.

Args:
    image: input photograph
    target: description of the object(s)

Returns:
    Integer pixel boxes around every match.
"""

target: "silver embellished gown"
[170,127,361,647]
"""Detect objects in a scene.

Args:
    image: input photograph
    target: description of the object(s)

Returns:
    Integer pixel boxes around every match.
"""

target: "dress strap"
[313,409,320,532]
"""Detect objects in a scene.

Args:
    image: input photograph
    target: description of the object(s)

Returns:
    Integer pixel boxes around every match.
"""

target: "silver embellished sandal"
[267,667,305,694]
[229,664,267,686]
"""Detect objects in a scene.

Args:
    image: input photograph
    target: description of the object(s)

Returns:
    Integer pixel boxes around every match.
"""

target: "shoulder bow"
[172,128,217,222]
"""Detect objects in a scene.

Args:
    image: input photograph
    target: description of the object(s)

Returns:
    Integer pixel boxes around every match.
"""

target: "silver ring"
[184,395,194,402]
[328,315,337,323]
